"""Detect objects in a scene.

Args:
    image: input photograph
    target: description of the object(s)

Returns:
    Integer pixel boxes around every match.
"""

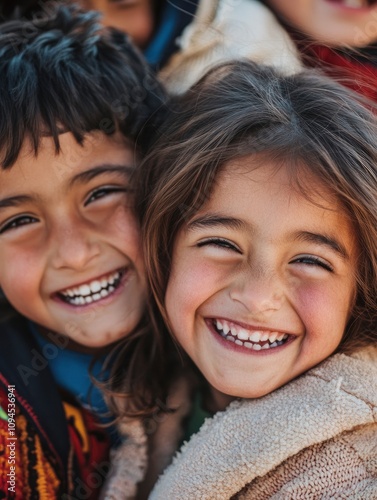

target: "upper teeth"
[61,271,121,299]
[215,319,288,345]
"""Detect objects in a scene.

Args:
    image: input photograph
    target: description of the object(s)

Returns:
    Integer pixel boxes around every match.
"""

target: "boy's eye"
[197,238,241,253]
[0,215,38,234]
[290,255,333,272]
[84,186,130,206]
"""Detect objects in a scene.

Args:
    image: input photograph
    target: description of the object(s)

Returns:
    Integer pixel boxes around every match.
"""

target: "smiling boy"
[0,132,145,348]
[0,4,165,498]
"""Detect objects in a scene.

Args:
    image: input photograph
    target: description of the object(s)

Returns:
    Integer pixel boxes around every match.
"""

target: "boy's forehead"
[0,131,135,196]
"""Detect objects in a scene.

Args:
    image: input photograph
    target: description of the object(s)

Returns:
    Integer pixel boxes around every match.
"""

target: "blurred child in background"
[263,0,377,101]
[79,0,302,92]
[6,0,377,101]
[2,0,302,92]
[81,0,377,99]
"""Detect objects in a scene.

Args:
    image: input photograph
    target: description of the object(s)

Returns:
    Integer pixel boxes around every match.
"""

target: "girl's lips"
[206,319,296,356]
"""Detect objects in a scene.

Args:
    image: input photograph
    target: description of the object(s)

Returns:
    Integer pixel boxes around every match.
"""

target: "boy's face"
[165,158,358,407]
[265,0,377,47]
[79,0,154,48]
[0,131,145,348]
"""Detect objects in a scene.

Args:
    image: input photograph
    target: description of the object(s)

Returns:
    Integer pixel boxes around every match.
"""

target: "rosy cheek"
[185,258,223,300]
[295,282,349,340]
[104,210,143,261]
[3,254,33,281]
[111,207,138,235]
[0,244,40,289]
[2,277,35,311]
[297,284,325,311]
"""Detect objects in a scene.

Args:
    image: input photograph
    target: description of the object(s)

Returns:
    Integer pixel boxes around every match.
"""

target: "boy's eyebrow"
[0,165,134,209]
[187,213,248,231]
[0,195,34,209]
[69,164,134,186]
[294,231,350,260]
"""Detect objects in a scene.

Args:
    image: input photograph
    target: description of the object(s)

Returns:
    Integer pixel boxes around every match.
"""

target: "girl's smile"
[208,318,293,352]
[165,157,358,408]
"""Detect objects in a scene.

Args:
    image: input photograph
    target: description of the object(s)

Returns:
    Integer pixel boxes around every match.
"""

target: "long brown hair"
[138,60,377,368]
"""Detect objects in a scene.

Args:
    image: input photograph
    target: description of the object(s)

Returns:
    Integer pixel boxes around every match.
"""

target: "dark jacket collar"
[0,310,71,479]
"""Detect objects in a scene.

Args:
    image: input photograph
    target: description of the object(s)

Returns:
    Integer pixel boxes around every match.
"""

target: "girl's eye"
[0,215,38,234]
[197,238,241,253]
[84,186,129,206]
[291,255,333,272]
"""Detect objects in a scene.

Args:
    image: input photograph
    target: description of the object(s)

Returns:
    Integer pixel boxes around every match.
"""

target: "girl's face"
[165,158,358,408]
[265,0,377,47]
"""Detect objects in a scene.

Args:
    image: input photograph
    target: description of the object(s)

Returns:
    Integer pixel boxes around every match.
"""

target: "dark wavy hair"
[136,59,377,393]
[0,2,166,168]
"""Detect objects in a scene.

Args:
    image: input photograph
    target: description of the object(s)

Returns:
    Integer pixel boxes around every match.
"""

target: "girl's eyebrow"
[294,231,350,260]
[187,213,248,231]
[187,214,350,260]
[69,164,134,186]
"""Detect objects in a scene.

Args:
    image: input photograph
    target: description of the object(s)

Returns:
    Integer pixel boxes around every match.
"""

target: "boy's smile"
[265,0,377,47]
[56,268,126,306]
[165,158,358,408]
[0,131,145,348]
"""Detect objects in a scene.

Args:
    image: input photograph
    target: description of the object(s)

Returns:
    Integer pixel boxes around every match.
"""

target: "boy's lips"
[207,317,296,352]
[54,267,127,306]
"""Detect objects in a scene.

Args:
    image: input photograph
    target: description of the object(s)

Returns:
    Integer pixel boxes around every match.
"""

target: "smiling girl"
[133,61,377,497]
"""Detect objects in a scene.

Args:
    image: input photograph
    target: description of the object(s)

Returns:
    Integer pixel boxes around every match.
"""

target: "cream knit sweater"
[103,347,377,499]
[150,347,377,499]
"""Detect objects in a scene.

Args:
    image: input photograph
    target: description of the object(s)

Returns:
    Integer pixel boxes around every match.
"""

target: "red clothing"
[0,381,61,499]
[306,44,377,103]
[0,383,111,499]
[0,313,111,499]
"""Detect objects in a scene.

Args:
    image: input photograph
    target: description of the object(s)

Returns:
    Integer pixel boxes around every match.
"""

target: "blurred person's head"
[79,0,156,47]
[0,1,156,48]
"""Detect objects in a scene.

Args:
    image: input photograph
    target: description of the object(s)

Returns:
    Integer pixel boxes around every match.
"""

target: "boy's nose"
[229,267,284,316]
[50,221,100,270]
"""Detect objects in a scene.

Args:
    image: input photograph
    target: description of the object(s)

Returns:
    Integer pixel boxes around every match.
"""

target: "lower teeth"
[222,331,285,350]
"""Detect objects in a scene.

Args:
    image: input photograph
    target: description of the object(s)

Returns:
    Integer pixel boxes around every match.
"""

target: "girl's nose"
[50,220,100,271]
[229,267,284,316]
